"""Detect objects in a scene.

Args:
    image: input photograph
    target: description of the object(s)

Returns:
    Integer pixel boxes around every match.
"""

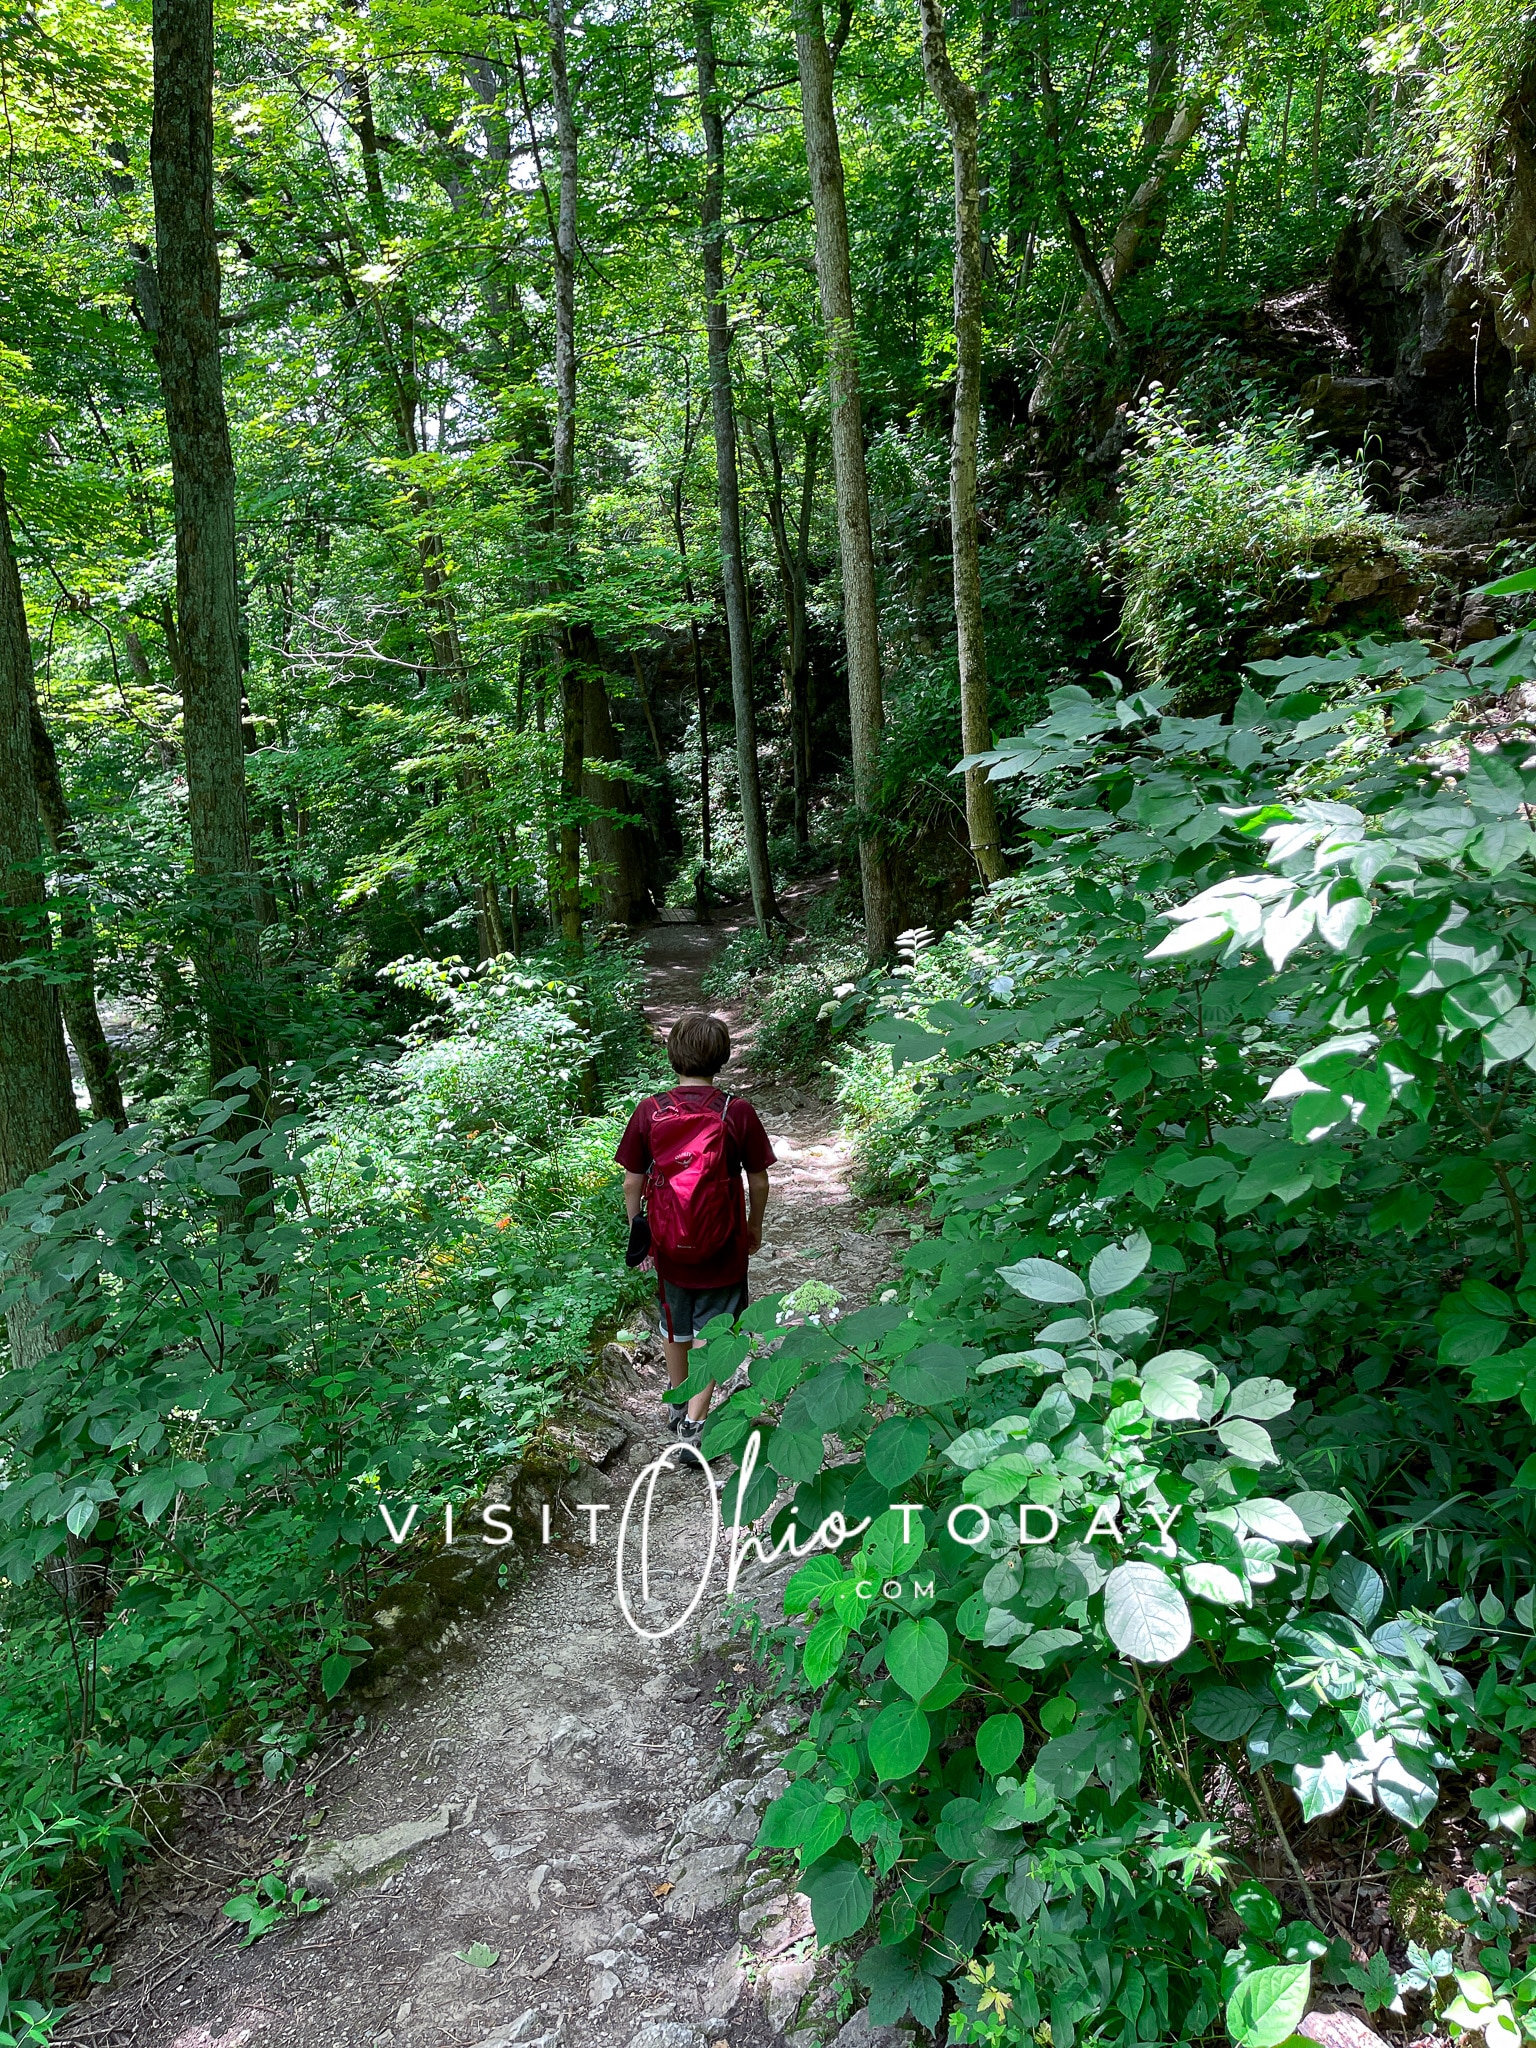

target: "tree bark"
[1025,6,1210,429]
[695,0,776,933]
[0,474,82,1199]
[547,0,585,954]
[918,0,1005,885]
[150,0,268,1104]
[26,687,128,1127]
[667,415,711,865]
[795,0,896,958]
[581,663,655,925]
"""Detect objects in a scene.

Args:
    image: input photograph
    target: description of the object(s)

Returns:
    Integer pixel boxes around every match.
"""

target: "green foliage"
[700,905,869,1083]
[1118,391,1408,701]
[720,625,1536,2041]
[222,1872,325,1947]
[0,959,647,2014]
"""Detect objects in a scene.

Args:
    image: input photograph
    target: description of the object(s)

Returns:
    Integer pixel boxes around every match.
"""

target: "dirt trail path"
[67,895,904,2048]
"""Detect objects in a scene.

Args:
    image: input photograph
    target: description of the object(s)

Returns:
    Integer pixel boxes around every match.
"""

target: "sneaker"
[663,1403,686,1433]
[674,1415,705,1446]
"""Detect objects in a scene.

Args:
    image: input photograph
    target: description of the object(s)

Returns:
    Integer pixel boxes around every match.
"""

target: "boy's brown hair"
[667,1011,731,1078]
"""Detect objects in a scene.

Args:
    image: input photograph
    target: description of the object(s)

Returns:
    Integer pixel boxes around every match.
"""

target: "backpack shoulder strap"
[717,1091,731,1120]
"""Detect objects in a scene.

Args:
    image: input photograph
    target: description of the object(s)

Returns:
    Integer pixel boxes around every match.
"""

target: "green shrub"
[1119,390,1409,701]
[709,630,1536,2045]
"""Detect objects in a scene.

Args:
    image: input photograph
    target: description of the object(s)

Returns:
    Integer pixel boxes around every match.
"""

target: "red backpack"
[646,1089,740,1265]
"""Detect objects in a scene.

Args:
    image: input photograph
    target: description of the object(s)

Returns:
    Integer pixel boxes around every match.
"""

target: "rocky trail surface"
[63,892,911,2048]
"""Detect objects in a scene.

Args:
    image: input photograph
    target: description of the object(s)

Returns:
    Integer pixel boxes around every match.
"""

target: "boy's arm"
[623,1170,647,1221]
[745,1169,770,1254]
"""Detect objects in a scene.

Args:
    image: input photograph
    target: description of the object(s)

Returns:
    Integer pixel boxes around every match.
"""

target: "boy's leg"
[659,1280,713,1426]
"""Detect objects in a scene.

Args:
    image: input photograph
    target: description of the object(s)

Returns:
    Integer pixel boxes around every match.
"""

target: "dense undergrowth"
[0,942,660,2038]
[702,600,1536,2047]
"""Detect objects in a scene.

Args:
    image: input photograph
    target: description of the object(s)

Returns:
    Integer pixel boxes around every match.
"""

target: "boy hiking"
[616,1012,774,1443]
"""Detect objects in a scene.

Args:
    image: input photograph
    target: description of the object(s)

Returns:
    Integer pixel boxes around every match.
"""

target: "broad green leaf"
[997,1258,1087,1305]
[1189,1687,1264,1740]
[1087,1230,1151,1299]
[1223,1378,1295,1422]
[1329,1554,1385,1628]
[801,1847,874,1943]
[1287,1491,1352,1537]
[975,1712,1025,1778]
[1102,1562,1192,1664]
[1140,1358,1203,1420]
[888,1345,973,1406]
[783,1555,843,1616]
[867,1700,930,1781]
[1184,1560,1247,1605]
[757,1777,844,1851]
[864,1416,931,1487]
[1216,1418,1279,1467]
[884,1617,949,1701]
[1226,1964,1311,2048]
[319,1652,352,1698]
[803,1613,849,1687]
[1237,1498,1310,1545]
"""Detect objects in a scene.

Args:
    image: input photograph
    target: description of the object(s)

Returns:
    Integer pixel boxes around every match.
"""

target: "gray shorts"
[658,1276,748,1344]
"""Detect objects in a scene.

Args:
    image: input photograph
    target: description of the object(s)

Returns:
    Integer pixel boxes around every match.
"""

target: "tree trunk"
[0,472,82,1204]
[795,0,896,958]
[548,0,585,954]
[668,455,712,866]
[1027,88,1209,423]
[695,0,777,934]
[581,662,655,925]
[918,0,1005,885]
[26,685,128,1127]
[150,0,267,1105]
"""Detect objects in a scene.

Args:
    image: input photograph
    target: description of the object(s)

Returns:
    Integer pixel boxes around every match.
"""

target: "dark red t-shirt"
[616,1086,775,1286]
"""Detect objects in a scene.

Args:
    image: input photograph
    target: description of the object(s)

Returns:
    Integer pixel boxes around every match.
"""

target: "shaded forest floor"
[58,883,904,2048]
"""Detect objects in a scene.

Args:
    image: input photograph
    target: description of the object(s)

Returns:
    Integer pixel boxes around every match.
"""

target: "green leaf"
[802,1613,849,1687]
[765,1425,827,1482]
[1223,1378,1295,1422]
[1184,1560,1247,1605]
[1232,1881,1284,1940]
[1329,1554,1385,1629]
[319,1652,352,1699]
[864,1416,931,1488]
[1216,1418,1279,1467]
[802,1845,874,1943]
[784,1556,843,1616]
[458,1942,499,1968]
[1189,1687,1264,1740]
[1237,1498,1310,1545]
[975,1712,1025,1777]
[757,1777,843,1851]
[1226,1963,1311,2048]
[1102,1562,1192,1664]
[888,1345,972,1406]
[1087,1230,1151,1299]
[883,1616,949,1700]
[1479,565,1536,595]
[1287,1491,1352,1537]
[867,1700,931,1781]
[997,1257,1087,1304]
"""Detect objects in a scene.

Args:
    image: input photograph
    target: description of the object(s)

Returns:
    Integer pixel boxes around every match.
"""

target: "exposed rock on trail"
[64,892,897,2048]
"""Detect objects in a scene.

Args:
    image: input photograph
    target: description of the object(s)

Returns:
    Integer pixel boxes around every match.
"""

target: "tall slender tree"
[27,692,127,1127]
[695,0,777,933]
[0,474,81,1219]
[545,0,586,953]
[150,0,267,1101]
[918,0,1005,884]
[795,0,896,957]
